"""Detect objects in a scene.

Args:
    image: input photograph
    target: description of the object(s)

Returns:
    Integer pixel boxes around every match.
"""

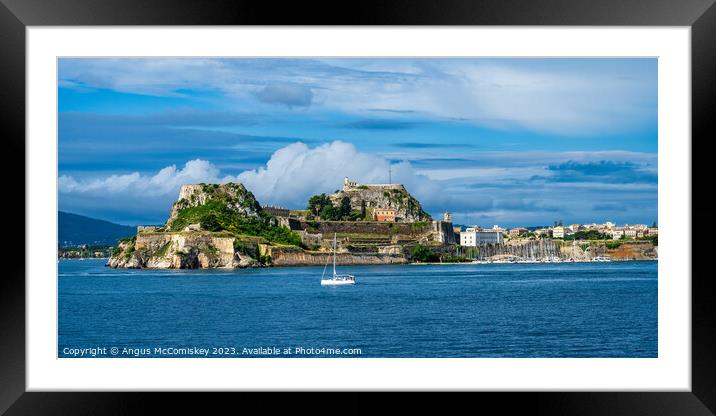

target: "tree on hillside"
[319,205,339,221]
[307,194,331,216]
[339,196,352,219]
[411,244,439,262]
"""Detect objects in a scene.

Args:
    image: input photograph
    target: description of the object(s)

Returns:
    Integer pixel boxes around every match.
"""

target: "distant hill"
[58,211,136,247]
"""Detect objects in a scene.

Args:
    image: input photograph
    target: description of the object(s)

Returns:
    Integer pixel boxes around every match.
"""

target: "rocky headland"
[108,180,657,270]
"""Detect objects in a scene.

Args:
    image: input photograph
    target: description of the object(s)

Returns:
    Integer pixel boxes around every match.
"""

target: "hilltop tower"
[343,177,359,191]
[443,211,452,223]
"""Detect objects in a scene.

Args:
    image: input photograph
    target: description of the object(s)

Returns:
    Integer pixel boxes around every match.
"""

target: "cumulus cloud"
[58,142,450,221]
[59,159,228,196]
[57,142,657,227]
[236,141,444,210]
[58,160,241,223]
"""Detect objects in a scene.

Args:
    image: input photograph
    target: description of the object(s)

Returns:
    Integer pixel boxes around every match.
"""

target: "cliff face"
[108,182,273,269]
[329,181,431,223]
[107,232,258,269]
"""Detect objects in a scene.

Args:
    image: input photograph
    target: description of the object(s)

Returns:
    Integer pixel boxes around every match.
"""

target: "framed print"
[2,0,714,414]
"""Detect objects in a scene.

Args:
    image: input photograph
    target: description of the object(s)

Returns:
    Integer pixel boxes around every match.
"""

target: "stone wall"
[298,220,428,236]
[431,221,457,244]
[259,245,407,266]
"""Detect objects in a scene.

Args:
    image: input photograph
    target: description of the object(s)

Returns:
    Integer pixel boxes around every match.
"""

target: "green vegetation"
[155,241,172,257]
[410,244,440,262]
[170,199,302,247]
[574,230,610,240]
[308,193,332,216]
[59,244,114,259]
[335,233,390,240]
[606,241,622,249]
[111,245,123,257]
[124,242,136,259]
[639,235,658,246]
[319,204,339,220]
[258,254,272,265]
[204,244,218,259]
[112,235,137,258]
[440,256,470,263]
[580,243,590,253]
[410,221,427,232]
[307,194,354,220]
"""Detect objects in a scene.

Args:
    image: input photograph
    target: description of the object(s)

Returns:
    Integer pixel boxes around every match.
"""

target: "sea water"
[58,259,657,358]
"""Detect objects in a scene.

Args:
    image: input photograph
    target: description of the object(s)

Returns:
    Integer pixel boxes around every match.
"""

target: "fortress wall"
[298,221,427,236]
[261,245,407,266]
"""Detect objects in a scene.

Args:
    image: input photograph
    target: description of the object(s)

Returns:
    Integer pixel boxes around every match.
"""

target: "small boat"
[321,233,356,286]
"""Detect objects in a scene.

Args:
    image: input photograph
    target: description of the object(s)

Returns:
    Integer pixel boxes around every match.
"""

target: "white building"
[552,226,566,238]
[491,225,507,234]
[460,227,504,246]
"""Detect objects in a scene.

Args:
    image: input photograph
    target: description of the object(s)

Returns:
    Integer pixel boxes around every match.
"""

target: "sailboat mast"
[333,233,337,275]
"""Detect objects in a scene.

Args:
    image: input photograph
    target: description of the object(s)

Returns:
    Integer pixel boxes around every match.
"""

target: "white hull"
[320,279,356,286]
[321,233,357,285]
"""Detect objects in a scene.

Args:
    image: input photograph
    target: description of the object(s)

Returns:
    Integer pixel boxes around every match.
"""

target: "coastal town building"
[552,226,566,238]
[491,225,507,234]
[509,227,528,237]
[460,227,504,246]
[374,208,397,222]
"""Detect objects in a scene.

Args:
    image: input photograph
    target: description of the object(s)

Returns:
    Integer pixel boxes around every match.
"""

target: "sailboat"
[320,233,356,286]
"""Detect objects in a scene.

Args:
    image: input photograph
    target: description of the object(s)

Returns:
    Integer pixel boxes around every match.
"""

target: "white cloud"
[59,58,656,137]
[58,142,451,217]
[236,141,446,211]
[57,141,656,226]
[59,159,227,196]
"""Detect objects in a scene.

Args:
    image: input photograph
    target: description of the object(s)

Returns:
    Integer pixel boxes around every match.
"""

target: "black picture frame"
[1,0,713,414]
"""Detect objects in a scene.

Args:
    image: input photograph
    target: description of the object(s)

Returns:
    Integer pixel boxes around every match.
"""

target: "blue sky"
[58,58,657,227]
